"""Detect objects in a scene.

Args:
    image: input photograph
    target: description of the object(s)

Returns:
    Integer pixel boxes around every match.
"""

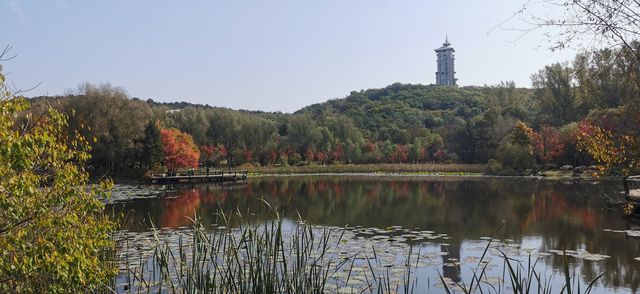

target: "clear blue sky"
[2,0,576,112]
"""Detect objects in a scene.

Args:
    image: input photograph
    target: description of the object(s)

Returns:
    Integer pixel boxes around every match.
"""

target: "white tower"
[435,37,456,85]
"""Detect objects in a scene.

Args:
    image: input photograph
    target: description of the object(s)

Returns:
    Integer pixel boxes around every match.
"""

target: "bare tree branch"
[499,0,640,61]
[0,45,17,62]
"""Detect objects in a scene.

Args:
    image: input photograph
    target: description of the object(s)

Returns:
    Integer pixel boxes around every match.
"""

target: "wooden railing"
[151,169,248,178]
[149,169,248,184]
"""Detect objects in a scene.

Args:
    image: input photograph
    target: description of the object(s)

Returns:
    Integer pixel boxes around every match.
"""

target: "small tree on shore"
[161,128,200,170]
[577,119,640,176]
[495,122,537,171]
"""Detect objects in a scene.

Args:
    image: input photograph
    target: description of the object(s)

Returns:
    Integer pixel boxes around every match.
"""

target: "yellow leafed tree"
[0,63,115,291]
[577,118,640,176]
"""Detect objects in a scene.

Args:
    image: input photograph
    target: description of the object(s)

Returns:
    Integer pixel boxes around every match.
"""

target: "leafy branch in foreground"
[0,63,115,293]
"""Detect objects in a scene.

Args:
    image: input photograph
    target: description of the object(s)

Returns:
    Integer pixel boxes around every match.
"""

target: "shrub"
[496,139,536,171]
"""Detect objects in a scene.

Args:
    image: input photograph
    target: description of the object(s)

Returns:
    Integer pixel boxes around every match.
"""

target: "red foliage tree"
[390,144,409,163]
[331,143,344,162]
[305,148,316,161]
[200,144,216,163]
[217,144,227,158]
[316,151,327,163]
[161,128,200,170]
[242,146,253,162]
[534,127,565,163]
[433,149,446,162]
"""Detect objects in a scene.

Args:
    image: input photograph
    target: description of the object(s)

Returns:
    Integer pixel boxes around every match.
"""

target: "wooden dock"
[150,169,248,184]
[624,175,640,202]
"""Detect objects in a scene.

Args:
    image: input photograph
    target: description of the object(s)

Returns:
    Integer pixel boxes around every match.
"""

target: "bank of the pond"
[245,163,626,182]
[242,163,623,181]
[244,163,487,175]
[102,162,624,185]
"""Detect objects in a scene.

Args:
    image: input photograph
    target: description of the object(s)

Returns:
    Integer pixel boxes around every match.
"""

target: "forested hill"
[24,81,538,171]
[297,83,530,142]
[22,43,640,175]
[300,84,484,130]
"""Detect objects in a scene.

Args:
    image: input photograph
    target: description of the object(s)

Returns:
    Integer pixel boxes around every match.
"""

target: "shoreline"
[247,172,619,182]
[104,163,624,184]
[243,163,487,174]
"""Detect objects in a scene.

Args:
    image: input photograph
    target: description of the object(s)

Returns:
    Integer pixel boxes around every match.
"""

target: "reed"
[115,210,604,293]
[436,241,604,294]
[115,209,415,293]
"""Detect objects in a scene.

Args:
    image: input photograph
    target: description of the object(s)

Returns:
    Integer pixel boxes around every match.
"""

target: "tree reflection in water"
[109,176,640,292]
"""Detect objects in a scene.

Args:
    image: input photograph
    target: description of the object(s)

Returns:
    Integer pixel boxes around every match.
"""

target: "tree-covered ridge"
[22,42,640,176]
[300,84,487,138]
[27,83,496,170]
[297,83,535,164]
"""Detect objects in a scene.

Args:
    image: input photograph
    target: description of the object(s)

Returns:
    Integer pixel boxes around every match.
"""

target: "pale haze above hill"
[2,0,577,112]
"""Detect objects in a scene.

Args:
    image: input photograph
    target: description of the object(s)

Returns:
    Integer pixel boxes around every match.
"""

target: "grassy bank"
[101,162,619,183]
[244,163,487,176]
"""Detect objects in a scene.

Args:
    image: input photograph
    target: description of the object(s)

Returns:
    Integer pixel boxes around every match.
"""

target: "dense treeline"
[26,42,640,175]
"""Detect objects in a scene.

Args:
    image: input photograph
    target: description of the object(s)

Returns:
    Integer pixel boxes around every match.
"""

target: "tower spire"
[442,34,451,47]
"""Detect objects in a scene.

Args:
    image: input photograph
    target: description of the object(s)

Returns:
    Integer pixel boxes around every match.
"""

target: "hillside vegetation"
[298,83,533,164]
[24,42,640,176]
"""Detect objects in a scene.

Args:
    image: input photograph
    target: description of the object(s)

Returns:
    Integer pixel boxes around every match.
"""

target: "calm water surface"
[108,175,640,293]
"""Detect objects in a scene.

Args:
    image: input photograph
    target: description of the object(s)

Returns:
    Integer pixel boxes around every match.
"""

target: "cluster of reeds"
[115,210,416,293]
[436,240,604,294]
[114,210,604,294]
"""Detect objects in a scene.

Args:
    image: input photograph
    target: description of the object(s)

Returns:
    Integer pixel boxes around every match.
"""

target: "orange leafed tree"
[577,119,640,176]
[161,128,200,169]
[534,127,565,163]
[200,144,216,162]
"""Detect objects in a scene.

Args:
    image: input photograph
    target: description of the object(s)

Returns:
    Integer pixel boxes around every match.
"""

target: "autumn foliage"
[510,121,536,149]
[533,127,565,163]
[161,128,200,170]
[577,119,640,176]
[200,144,216,162]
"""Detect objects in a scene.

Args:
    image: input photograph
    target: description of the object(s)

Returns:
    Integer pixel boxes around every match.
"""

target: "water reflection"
[108,176,640,292]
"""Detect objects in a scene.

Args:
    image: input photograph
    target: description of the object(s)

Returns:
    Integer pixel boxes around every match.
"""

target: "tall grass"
[115,209,415,293]
[436,241,604,294]
[115,211,605,293]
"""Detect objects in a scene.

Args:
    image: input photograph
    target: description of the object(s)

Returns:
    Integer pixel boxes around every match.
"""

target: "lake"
[108,175,640,293]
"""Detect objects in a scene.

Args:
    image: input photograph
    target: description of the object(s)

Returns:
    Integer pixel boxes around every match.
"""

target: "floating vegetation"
[626,230,640,238]
[110,201,613,293]
[105,184,167,204]
[602,228,640,240]
[114,213,444,293]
